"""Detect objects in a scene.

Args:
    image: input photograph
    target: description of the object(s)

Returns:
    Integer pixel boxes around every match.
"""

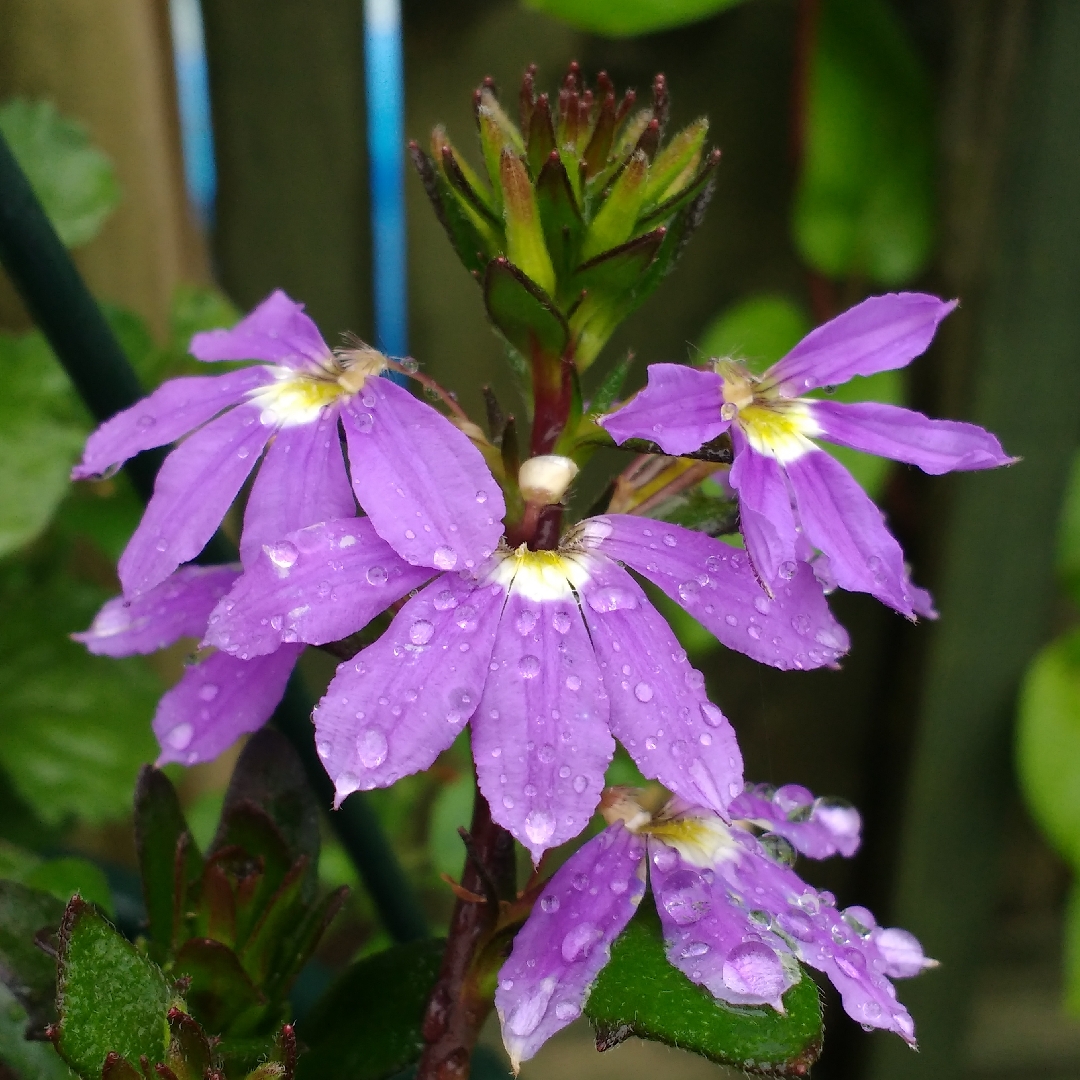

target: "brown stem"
[416,792,516,1080]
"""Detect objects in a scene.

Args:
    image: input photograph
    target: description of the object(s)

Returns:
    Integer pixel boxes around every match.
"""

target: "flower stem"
[416,791,516,1080]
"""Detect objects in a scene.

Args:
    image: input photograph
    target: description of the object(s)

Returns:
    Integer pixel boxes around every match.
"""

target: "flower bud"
[518,454,579,504]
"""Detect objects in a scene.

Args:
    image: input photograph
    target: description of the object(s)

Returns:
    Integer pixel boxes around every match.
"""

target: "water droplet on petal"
[791,614,811,635]
[354,411,374,433]
[651,846,678,872]
[779,910,817,942]
[366,565,388,585]
[662,533,677,547]
[684,669,705,690]
[356,729,388,768]
[747,625,762,640]
[561,923,603,962]
[475,489,488,503]
[723,941,785,999]
[316,740,331,758]
[525,810,555,846]
[506,978,557,1037]
[680,941,710,959]
[552,610,572,634]
[572,775,588,794]
[678,580,700,601]
[409,619,434,645]
[518,654,541,679]
[540,894,560,913]
[554,1001,580,1021]
[167,722,193,749]
[197,684,219,702]
[155,538,169,552]
[433,546,457,570]
[779,560,797,580]
[659,868,711,926]
[565,674,581,691]
[571,873,589,891]
[586,586,638,613]
[265,541,299,568]
[137,414,156,430]
[538,743,555,763]
[720,402,737,421]
[515,609,538,634]
[699,702,724,727]
[725,614,738,627]
[634,681,654,703]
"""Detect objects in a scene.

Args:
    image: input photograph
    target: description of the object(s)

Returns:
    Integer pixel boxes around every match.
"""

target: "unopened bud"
[518,454,579,504]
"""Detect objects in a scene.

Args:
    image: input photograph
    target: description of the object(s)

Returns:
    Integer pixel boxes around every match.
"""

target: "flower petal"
[189,289,332,369]
[728,431,799,584]
[650,839,794,1011]
[313,573,503,805]
[589,515,849,670]
[118,405,273,596]
[239,407,356,565]
[784,449,913,615]
[597,364,728,456]
[576,557,743,814]
[809,399,1014,474]
[341,380,505,571]
[716,828,921,1044]
[206,517,434,657]
[764,293,955,397]
[72,368,273,480]
[154,644,303,766]
[473,585,613,862]
[74,565,240,657]
[728,783,861,859]
[496,824,646,1070]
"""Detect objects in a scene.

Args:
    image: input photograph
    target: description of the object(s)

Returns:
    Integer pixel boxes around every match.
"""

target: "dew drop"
[506,978,556,1038]
[634,681,654,703]
[265,541,299,568]
[747,625,762,640]
[525,810,555,846]
[197,683,219,702]
[678,580,700,602]
[316,740,331,759]
[699,702,724,727]
[699,732,712,746]
[680,941,710,959]
[565,675,581,691]
[433,546,458,570]
[166,722,193,750]
[433,589,457,611]
[572,775,588,794]
[137,414,156,430]
[662,533,678,547]
[476,489,488,503]
[552,610,572,634]
[155,538,169,552]
[586,586,639,613]
[354,411,374,433]
[659,869,711,926]
[356,729,388,768]
[725,614,738,627]
[723,942,785,999]
[554,1001,580,1021]
[651,846,677,872]
[515,609,538,634]
[409,619,435,645]
[540,894,560,913]
[518,654,541,679]
[571,873,589,891]
[779,560,797,580]
[754,596,770,615]
[684,669,705,690]
[778,910,817,942]
[366,565,388,586]
[503,795,515,809]
[561,923,603,962]
[538,743,555,763]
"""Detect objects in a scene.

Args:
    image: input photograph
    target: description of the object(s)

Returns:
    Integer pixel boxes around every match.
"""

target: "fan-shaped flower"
[205,512,849,860]
[598,293,1013,614]
[72,290,504,596]
[496,786,935,1069]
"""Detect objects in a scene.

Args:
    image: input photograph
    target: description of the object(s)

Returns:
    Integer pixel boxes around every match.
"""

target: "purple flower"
[205,512,849,860]
[74,563,302,765]
[72,290,505,597]
[495,787,935,1069]
[598,293,1014,615]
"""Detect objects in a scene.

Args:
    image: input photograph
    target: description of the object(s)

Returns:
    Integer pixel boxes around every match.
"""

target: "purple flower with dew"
[73,563,302,765]
[598,293,1014,615]
[72,290,505,597]
[205,510,849,861]
[496,787,935,1070]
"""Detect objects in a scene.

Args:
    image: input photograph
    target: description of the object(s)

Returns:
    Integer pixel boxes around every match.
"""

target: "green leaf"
[535,153,583,287]
[0,983,75,1080]
[24,860,114,918]
[698,295,811,375]
[55,898,171,1078]
[581,151,648,262]
[134,767,201,959]
[587,353,634,415]
[500,151,556,297]
[172,938,266,1035]
[0,566,161,826]
[524,0,749,37]
[294,938,445,1080]
[637,149,720,231]
[793,0,935,285]
[484,258,569,370]
[429,772,475,879]
[1018,628,1080,867]
[0,880,66,1038]
[0,99,120,248]
[585,899,822,1074]
[652,486,740,537]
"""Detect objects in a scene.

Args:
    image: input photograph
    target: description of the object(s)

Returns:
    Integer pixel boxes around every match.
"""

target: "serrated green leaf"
[0,982,76,1080]
[0,99,120,248]
[1018,629,1080,867]
[0,567,161,826]
[0,880,66,1039]
[793,0,935,285]
[585,899,822,1074]
[55,898,171,1078]
[524,0,749,37]
[294,938,445,1080]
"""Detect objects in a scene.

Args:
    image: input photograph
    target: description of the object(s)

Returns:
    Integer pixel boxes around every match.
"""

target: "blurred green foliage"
[523,0,748,37]
[0,99,120,249]
[793,0,935,284]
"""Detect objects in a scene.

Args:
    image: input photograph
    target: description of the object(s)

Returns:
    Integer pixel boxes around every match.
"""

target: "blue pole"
[364,0,409,374]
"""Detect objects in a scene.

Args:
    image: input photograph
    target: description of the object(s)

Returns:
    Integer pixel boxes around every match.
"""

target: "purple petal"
[154,644,302,766]
[239,407,356,565]
[496,824,646,1069]
[118,405,273,596]
[784,449,913,615]
[728,784,861,859]
[597,364,728,456]
[764,293,955,397]
[473,587,613,862]
[341,380,504,571]
[650,838,794,1011]
[713,825,921,1043]
[589,515,849,671]
[206,517,434,657]
[189,290,332,370]
[576,557,743,814]
[313,572,503,805]
[74,565,239,657]
[72,368,273,480]
[728,431,799,584]
[809,399,1014,475]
